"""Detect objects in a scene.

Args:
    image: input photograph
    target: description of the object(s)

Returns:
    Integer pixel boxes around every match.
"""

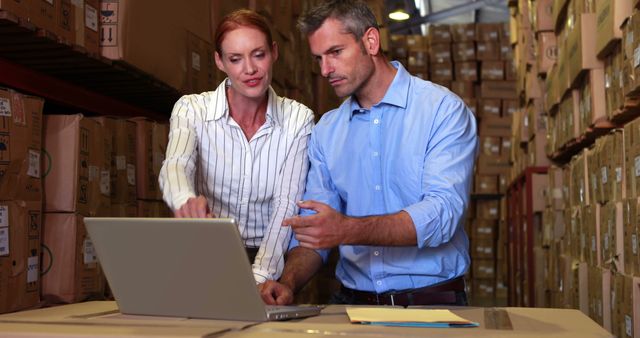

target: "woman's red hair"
[214,9,274,54]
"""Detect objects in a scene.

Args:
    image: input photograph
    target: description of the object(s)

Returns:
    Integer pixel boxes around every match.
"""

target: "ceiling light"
[389,6,410,21]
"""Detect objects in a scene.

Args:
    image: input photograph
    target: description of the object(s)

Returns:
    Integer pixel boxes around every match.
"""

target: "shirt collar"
[348,61,410,119]
[205,78,277,127]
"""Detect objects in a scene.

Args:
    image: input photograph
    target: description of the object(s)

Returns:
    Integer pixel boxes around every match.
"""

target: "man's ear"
[362,27,381,56]
[214,51,225,72]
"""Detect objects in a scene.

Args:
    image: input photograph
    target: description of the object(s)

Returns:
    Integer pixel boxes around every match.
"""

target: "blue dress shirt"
[291,61,478,293]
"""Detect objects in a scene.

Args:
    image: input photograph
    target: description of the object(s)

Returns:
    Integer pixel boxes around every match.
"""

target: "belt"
[341,277,465,307]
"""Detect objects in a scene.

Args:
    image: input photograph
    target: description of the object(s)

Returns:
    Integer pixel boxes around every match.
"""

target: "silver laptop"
[84,217,322,321]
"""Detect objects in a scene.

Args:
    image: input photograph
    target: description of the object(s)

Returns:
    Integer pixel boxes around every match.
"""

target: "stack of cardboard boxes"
[0,88,44,314]
[511,0,640,335]
[388,22,517,306]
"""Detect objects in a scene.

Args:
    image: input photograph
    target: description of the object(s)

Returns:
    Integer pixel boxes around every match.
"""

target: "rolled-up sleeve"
[159,96,200,211]
[403,97,478,249]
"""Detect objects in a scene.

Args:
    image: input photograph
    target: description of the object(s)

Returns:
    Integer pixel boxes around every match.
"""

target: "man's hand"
[258,280,294,305]
[174,195,214,218]
[282,200,349,249]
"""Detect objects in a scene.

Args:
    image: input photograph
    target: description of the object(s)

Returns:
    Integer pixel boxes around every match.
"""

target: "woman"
[159,9,314,284]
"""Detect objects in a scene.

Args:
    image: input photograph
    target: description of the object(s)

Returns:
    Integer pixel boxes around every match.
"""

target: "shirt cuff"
[252,268,271,284]
[170,192,197,211]
[403,203,439,249]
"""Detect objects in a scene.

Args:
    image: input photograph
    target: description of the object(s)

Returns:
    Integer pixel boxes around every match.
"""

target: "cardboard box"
[428,24,451,44]
[0,90,44,202]
[595,0,633,59]
[450,81,475,99]
[477,154,510,175]
[474,174,498,195]
[476,23,502,41]
[0,0,27,19]
[405,34,427,49]
[185,30,215,94]
[0,200,41,314]
[131,118,168,201]
[70,0,99,55]
[29,0,56,32]
[577,68,607,133]
[628,198,640,275]
[471,219,497,240]
[54,0,75,43]
[44,115,103,216]
[93,117,137,206]
[452,42,475,62]
[566,13,604,88]
[473,259,496,279]
[136,200,171,217]
[537,31,558,74]
[479,114,512,137]
[451,23,476,42]
[42,213,105,304]
[472,238,496,258]
[481,61,505,81]
[500,39,514,60]
[407,47,428,71]
[90,117,112,217]
[476,199,500,220]
[536,0,554,32]
[476,41,500,61]
[100,0,212,93]
[430,43,451,63]
[502,99,517,116]
[430,62,453,82]
[454,61,477,81]
[110,203,137,217]
[479,99,501,117]
[480,81,517,99]
[605,45,624,118]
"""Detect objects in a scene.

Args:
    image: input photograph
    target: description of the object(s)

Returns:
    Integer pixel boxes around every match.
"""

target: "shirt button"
[374,251,380,256]
[373,152,379,157]
[375,185,381,191]
[377,281,382,286]
[373,119,380,124]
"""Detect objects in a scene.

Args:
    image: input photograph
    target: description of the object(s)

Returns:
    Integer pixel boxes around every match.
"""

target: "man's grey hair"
[297,0,379,39]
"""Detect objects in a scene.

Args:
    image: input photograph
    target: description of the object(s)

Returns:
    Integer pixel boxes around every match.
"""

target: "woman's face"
[215,26,277,100]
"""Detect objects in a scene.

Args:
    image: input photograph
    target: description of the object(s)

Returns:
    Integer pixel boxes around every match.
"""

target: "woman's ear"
[362,27,381,56]
[214,51,225,72]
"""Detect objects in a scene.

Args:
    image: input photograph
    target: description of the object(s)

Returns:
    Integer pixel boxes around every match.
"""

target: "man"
[260,0,477,307]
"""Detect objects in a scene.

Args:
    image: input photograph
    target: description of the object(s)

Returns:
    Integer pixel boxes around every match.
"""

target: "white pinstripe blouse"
[159,79,314,283]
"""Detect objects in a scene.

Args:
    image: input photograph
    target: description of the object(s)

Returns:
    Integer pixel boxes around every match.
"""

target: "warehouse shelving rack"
[0,10,177,119]
[506,166,548,307]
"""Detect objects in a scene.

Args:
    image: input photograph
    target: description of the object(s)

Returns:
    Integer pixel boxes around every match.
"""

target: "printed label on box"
[604,234,609,250]
[0,205,7,227]
[83,237,97,264]
[633,234,638,255]
[27,256,39,283]
[191,52,201,71]
[601,167,608,184]
[116,155,126,170]
[89,165,99,181]
[626,315,632,336]
[0,227,8,256]
[635,156,640,177]
[635,47,640,68]
[592,236,596,252]
[127,164,135,185]
[86,5,98,31]
[489,208,497,216]
[27,149,40,178]
[100,170,110,195]
[616,167,622,183]
[0,98,11,117]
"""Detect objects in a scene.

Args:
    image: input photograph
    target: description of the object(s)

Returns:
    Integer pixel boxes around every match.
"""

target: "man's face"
[307,18,374,98]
